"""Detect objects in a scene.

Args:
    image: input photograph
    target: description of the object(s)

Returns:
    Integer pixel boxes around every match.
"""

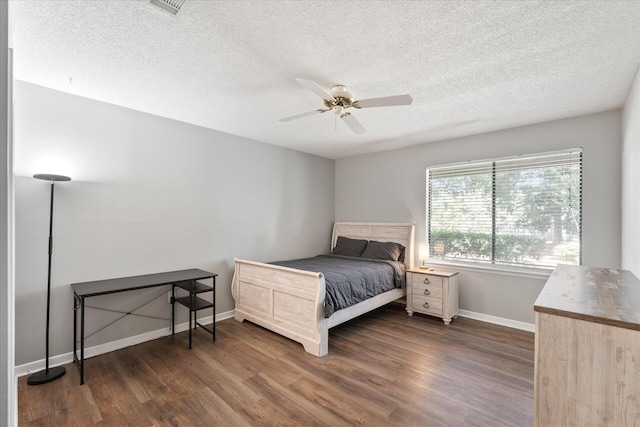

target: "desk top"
[71,269,217,297]
[534,264,640,331]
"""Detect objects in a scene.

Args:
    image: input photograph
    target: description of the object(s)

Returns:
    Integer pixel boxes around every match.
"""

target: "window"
[427,149,582,269]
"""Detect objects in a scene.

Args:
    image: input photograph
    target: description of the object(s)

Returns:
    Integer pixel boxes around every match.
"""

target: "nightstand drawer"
[409,273,443,288]
[412,295,443,316]
[411,282,443,300]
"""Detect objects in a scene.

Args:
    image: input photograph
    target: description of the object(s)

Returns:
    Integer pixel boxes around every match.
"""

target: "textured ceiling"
[9,0,640,159]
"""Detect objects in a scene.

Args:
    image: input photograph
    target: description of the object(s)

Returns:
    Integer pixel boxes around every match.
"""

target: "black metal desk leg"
[73,294,77,364]
[188,280,193,349]
[212,276,216,342]
[171,285,175,335]
[188,307,192,350]
[80,296,85,385]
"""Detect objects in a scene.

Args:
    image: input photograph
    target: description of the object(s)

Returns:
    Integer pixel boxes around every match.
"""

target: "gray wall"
[14,81,335,366]
[622,67,640,278]
[336,111,622,324]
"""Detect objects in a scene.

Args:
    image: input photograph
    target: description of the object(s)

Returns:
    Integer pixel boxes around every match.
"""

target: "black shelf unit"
[171,275,217,349]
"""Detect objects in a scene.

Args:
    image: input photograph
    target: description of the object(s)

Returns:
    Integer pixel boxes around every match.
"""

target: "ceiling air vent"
[149,0,185,15]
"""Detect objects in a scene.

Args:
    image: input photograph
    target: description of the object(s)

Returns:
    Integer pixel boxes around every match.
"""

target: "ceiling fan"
[279,78,413,134]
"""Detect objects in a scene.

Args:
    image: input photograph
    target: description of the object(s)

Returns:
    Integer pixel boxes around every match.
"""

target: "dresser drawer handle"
[423,302,430,309]
[423,278,430,285]
[423,289,430,296]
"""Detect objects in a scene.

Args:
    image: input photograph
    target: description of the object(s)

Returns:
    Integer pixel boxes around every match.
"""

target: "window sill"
[423,259,554,280]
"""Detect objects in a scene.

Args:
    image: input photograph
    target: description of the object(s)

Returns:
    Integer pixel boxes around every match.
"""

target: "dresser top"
[534,264,640,331]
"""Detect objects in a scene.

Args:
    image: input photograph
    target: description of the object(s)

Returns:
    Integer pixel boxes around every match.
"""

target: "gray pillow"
[332,236,368,257]
[361,240,405,261]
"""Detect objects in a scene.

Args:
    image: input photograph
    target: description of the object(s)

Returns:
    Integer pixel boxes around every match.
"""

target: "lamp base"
[27,366,66,385]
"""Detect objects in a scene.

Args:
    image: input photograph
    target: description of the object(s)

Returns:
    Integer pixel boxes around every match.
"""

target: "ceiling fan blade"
[340,112,366,134]
[295,78,336,102]
[354,94,413,109]
[279,109,328,122]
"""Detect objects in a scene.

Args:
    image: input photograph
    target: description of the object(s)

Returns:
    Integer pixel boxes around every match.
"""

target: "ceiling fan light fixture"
[330,84,353,101]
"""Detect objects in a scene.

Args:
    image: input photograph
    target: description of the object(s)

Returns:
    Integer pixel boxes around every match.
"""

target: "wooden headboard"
[331,222,415,270]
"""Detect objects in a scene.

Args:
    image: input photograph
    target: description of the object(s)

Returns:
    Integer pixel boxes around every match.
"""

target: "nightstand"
[406,268,459,324]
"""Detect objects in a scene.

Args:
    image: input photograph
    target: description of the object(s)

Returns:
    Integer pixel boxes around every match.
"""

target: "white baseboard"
[458,309,535,332]
[14,309,235,378]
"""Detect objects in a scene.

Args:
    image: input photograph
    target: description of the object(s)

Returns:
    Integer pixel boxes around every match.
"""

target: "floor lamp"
[27,173,71,385]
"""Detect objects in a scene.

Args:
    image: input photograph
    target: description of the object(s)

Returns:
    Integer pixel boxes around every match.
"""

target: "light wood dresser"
[406,268,459,324]
[534,264,640,426]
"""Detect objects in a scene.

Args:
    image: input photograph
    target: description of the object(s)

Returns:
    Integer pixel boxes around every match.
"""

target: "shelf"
[174,295,214,311]
[173,280,212,294]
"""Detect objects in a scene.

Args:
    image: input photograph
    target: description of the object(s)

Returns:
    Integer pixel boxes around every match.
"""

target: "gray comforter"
[271,254,406,318]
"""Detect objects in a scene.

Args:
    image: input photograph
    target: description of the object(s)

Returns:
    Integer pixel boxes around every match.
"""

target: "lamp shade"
[33,174,71,182]
[418,243,429,261]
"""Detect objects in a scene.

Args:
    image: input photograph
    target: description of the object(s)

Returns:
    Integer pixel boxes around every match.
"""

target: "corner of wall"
[621,65,640,278]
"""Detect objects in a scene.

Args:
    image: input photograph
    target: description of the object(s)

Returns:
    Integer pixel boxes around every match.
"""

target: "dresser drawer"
[412,295,443,316]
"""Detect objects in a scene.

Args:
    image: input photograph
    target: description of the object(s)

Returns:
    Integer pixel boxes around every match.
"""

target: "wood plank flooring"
[18,303,534,426]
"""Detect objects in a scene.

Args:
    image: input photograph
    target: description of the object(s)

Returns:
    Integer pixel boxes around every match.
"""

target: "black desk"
[71,269,217,385]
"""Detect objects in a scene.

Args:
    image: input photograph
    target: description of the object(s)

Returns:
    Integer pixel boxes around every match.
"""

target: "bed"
[231,222,415,356]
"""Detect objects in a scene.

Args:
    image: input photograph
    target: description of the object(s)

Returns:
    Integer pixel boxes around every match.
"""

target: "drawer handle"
[423,289,430,296]
[423,277,430,285]
[423,302,430,309]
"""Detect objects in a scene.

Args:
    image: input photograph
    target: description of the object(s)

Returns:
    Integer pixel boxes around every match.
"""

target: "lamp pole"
[27,174,71,385]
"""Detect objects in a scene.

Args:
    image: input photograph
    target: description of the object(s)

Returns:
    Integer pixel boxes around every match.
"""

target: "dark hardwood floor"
[18,303,534,426]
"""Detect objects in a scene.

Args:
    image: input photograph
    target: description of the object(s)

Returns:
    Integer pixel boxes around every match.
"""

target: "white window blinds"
[427,149,582,269]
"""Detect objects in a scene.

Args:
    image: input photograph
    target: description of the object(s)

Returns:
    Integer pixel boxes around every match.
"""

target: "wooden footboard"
[231,258,329,356]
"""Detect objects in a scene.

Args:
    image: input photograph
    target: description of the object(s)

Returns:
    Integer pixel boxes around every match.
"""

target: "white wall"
[336,111,622,324]
[14,81,335,366]
[622,66,640,278]
[1,1,16,424]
